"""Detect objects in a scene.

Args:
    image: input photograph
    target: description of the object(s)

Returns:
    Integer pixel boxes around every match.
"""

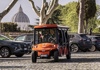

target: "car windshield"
[80,34,89,39]
[0,35,10,40]
[15,35,26,41]
[34,28,57,44]
[95,37,100,40]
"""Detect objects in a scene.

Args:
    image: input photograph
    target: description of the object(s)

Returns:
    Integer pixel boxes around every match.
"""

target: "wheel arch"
[70,43,79,52]
[50,49,59,56]
[70,43,79,48]
[0,46,12,54]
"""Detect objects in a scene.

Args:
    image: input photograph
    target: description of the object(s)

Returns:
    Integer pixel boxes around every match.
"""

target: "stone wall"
[1,32,33,38]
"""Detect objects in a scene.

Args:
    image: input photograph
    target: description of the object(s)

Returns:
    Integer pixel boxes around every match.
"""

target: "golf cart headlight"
[53,45,56,47]
[34,45,37,48]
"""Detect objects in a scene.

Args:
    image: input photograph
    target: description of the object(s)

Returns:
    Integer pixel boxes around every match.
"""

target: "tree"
[29,0,59,25]
[84,0,97,33]
[0,0,18,33]
[47,9,62,24]
[77,0,97,33]
[58,2,79,32]
[2,22,20,32]
[77,0,85,33]
[35,9,62,24]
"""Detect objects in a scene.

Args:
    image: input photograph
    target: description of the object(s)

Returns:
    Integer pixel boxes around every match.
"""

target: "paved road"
[0,52,100,70]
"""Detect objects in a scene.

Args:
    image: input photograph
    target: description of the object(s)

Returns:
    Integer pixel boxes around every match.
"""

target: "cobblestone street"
[0,52,100,70]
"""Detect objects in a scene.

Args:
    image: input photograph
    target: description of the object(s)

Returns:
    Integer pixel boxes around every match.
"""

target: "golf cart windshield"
[34,28,57,44]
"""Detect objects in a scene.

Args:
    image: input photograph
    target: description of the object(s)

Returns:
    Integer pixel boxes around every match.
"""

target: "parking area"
[0,51,100,70]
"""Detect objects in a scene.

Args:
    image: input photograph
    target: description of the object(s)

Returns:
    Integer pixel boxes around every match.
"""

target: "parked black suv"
[14,34,33,51]
[14,34,33,43]
[0,34,31,58]
[88,35,100,51]
[69,34,92,52]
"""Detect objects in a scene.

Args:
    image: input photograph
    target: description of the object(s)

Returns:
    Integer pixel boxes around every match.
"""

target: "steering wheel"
[48,36,56,43]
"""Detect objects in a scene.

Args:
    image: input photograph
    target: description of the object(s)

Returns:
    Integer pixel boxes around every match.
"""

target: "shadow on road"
[37,57,100,63]
[50,58,100,63]
[0,55,31,61]
[0,66,25,69]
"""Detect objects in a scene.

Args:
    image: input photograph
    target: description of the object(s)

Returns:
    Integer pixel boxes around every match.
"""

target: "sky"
[0,0,100,25]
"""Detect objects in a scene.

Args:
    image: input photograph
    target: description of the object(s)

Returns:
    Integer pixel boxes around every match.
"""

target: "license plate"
[87,40,90,41]
[40,55,48,57]
[24,48,27,50]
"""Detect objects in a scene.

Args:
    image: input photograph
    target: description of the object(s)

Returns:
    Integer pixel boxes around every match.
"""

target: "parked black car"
[14,34,33,43]
[69,34,92,52]
[87,35,100,51]
[0,34,31,58]
[14,34,34,52]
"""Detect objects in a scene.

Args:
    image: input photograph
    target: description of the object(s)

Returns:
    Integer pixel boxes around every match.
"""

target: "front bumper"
[78,43,92,50]
[14,48,31,54]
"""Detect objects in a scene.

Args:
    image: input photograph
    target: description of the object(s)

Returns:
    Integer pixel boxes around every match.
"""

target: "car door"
[14,35,26,42]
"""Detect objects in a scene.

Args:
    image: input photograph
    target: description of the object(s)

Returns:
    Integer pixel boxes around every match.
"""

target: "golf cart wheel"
[32,51,37,63]
[15,54,24,57]
[0,47,11,58]
[66,52,71,59]
[54,51,59,62]
[71,44,79,53]
[89,45,96,52]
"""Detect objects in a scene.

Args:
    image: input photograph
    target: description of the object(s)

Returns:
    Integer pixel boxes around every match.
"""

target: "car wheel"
[89,45,96,52]
[32,51,37,63]
[0,47,11,58]
[71,44,79,53]
[15,54,24,57]
[54,51,59,62]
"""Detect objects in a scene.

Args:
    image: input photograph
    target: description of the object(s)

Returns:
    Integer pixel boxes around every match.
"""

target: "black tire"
[15,54,24,57]
[81,49,88,52]
[89,45,96,52]
[54,51,59,62]
[66,52,71,59]
[0,47,11,58]
[32,51,37,63]
[71,44,79,53]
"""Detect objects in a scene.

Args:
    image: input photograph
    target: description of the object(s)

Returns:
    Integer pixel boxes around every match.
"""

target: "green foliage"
[2,22,20,32]
[76,0,97,33]
[84,0,97,20]
[76,0,97,20]
[57,1,99,33]
[88,18,97,31]
[33,1,99,33]
[96,5,100,17]
[47,9,62,24]
[93,28,100,33]
[58,2,79,32]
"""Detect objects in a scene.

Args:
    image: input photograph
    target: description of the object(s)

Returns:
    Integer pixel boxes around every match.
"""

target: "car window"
[25,35,33,42]
[15,35,26,41]
[0,35,9,40]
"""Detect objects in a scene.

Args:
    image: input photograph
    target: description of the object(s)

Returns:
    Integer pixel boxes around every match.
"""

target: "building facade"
[12,6,31,31]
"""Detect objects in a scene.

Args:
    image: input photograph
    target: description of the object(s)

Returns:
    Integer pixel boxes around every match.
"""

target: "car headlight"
[12,43,22,50]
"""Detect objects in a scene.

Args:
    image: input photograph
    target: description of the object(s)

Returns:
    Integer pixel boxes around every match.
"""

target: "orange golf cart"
[31,24,71,63]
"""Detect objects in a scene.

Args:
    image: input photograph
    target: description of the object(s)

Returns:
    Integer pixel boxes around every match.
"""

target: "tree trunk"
[29,0,58,25]
[84,19,88,34]
[78,0,84,34]
[0,0,18,33]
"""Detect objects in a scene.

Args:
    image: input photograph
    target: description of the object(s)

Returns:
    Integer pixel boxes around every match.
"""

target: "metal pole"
[0,22,2,33]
